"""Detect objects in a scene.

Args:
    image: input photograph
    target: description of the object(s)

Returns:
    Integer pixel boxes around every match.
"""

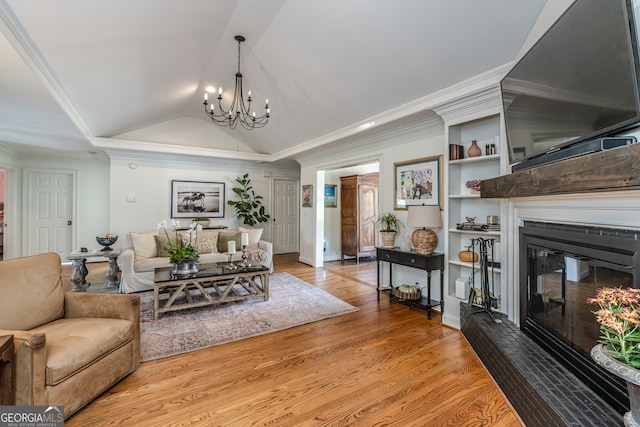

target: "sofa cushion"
[239,227,263,247]
[0,252,64,330]
[154,234,182,257]
[218,231,242,252]
[193,230,219,254]
[32,318,133,386]
[130,231,158,259]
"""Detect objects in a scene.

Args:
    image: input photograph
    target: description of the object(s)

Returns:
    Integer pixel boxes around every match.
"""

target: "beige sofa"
[118,227,273,293]
[0,252,140,419]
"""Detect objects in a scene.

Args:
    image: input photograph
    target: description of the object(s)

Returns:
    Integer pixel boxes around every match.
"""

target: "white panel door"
[273,179,298,254]
[26,171,74,258]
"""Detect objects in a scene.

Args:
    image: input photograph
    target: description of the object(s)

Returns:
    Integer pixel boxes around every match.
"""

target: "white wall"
[297,119,445,299]
[108,155,299,246]
[0,151,110,256]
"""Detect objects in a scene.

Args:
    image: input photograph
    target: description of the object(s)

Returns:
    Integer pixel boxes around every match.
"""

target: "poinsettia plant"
[588,286,640,368]
[157,220,202,263]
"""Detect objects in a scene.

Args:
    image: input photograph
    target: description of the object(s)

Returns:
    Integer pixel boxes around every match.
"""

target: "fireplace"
[520,221,640,414]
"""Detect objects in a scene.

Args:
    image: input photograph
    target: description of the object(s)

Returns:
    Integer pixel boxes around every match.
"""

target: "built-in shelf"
[449,228,501,236]
[449,193,481,199]
[449,154,500,165]
[448,259,501,273]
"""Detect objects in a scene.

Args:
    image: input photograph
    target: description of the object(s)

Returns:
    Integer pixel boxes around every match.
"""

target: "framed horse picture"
[171,180,225,218]
[393,155,442,210]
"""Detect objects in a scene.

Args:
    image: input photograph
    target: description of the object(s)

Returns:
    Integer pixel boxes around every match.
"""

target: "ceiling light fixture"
[203,35,270,130]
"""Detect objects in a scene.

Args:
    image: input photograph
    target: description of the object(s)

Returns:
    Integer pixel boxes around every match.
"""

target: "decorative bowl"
[96,236,118,251]
[193,219,210,227]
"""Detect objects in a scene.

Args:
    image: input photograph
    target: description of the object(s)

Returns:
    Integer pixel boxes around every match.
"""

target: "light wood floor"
[63,254,523,426]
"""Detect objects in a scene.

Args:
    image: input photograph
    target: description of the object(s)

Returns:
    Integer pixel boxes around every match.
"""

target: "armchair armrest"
[0,329,47,405]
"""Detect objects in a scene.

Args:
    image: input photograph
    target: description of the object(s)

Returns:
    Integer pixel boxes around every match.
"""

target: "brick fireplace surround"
[469,145,640,426]
[461,304,620,426]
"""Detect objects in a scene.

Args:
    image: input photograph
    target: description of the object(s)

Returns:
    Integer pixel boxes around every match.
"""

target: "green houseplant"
[376,212,404,247]
[227,173,270,226]
[157,220,201,274]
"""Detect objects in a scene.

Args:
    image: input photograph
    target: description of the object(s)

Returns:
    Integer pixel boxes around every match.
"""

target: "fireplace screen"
[526,247,632,357]
[520,221,640,414]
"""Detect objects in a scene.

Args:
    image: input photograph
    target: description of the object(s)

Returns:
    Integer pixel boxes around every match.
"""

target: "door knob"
[67,220,72,226]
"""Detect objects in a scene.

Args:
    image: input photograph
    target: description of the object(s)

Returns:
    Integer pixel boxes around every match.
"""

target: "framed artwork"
[394,155,442,210]
[302,185,313,207]
[324,184,337,207]
[171,180,225,218]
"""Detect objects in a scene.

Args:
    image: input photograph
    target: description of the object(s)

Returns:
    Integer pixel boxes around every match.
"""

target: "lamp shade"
[407,205,442,229]
[407,205,441,255]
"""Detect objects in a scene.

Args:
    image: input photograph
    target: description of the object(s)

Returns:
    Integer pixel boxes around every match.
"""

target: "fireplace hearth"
[462,220,640,426]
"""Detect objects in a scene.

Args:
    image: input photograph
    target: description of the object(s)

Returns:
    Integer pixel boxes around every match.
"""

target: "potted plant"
[157,220,201,274]
[588,286,640,425]
[227,173,270,227]
[376,212,404,247]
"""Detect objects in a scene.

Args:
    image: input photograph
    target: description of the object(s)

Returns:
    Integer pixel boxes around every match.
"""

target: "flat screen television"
[502,0,640,171]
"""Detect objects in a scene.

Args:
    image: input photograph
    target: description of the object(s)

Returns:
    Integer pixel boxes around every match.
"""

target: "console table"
[67,249,121,292]
[376,247,444,320]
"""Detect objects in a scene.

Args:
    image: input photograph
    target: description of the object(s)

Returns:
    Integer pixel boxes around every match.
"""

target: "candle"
[228,241,236,254]
[241,232,249,247]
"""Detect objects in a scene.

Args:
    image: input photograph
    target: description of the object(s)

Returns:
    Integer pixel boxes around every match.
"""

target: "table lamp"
[407,205,442,255]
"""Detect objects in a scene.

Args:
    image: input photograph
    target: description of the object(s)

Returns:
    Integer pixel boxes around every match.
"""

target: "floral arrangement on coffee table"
[157,220,202,263]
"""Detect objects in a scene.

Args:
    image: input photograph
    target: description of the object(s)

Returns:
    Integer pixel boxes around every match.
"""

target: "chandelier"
[203,35,270,129]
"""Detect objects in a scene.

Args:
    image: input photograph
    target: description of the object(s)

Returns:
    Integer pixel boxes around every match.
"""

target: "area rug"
[139,272,358,361]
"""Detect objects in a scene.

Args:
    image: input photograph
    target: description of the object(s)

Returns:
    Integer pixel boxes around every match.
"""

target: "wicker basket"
[393,288,422,300]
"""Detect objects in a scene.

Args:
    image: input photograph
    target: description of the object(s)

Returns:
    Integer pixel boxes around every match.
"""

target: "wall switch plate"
[126,195,137,202]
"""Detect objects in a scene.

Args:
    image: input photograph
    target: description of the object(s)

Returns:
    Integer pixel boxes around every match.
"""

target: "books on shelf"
[456,222,500,232]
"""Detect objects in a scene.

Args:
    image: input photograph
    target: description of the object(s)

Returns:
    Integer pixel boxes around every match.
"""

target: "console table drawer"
[399,253,428,269]
[378,249,400,263]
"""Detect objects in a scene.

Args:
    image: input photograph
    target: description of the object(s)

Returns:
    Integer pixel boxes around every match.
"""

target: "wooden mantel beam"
[481,143,640,198]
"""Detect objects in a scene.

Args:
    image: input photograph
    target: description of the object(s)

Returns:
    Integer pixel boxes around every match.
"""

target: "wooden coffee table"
[153,263,269,320]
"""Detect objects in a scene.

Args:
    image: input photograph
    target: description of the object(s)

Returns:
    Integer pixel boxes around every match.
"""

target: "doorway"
[272,178,298,254]
[24,169,76,259]
[323,162,380,262]
[0,169,4,260]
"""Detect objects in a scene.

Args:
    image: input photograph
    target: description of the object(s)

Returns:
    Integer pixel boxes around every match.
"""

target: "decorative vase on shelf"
[591,344,640,426]
[172,259,199,275]
[468,140,481,158]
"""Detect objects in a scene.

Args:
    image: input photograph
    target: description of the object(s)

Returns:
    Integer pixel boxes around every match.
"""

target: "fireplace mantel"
[481,143,640,198]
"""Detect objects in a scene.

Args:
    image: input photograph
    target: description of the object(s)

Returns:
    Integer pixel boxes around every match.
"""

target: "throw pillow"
[218,231,242,253]
[239,226,264,247]
[154,234,181,258]
[130,231,159,259]
[194,230,219,254]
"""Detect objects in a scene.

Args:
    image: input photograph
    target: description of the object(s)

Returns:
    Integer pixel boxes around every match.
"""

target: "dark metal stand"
[469,237,497,318]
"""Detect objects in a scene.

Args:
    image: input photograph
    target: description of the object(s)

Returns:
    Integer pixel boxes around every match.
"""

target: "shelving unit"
[444,113,506,326]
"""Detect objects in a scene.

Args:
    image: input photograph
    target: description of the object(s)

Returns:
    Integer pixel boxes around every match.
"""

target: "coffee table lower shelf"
[153,264,269,320]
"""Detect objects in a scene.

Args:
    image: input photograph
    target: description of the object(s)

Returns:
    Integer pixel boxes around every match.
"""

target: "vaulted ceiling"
[0,0,548,162]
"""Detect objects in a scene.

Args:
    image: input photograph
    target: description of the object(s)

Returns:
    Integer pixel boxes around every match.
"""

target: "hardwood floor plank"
[63,255,523,426]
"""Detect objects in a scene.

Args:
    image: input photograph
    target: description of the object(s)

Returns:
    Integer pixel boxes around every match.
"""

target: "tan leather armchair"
[0,253,140,419]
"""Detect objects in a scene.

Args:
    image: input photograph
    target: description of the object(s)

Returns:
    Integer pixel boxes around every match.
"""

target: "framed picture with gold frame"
[394,155,442,210]
[302,185,313,207]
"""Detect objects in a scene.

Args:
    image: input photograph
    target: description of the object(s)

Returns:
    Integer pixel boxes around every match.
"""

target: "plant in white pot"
[588,286,640,426]
[376,212,404,247]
